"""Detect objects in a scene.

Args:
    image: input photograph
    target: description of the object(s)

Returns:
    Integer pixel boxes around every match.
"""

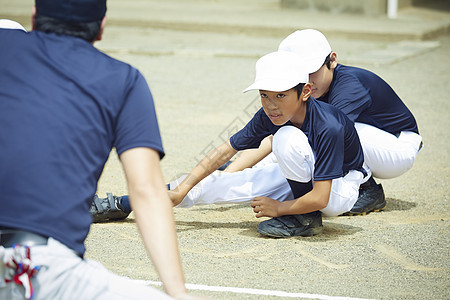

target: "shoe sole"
[92,216,129,223]
[92,213,130,223]
[258,226,323,238]
[343,203,386,216]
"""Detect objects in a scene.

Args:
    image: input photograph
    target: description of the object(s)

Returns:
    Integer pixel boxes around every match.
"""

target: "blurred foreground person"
[0,1,206,299]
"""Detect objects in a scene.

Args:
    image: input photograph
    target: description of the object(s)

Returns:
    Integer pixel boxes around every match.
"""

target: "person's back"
[0,28,154,254]
[321,64,419,135]
[0,1,204,299]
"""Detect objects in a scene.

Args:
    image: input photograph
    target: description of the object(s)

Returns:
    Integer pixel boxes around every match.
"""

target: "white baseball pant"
[272,126,368,216]
[354,122,422,179]
[0,238,173,300]
[176,125,371,217]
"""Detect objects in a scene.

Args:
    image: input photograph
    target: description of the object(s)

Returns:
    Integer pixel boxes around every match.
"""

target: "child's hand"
[168,188,186,206]
[251,196,280,218]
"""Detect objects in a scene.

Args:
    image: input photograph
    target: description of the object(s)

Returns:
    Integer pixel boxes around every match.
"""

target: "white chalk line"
[134,280,375,300]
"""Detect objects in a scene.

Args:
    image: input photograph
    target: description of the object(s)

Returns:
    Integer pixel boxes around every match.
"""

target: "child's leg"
[322,170,364,216]
[258,126,322,237]
[355,122,422,179]
[173,162,293,208]
[272,126,364,217]
[272,126,315,183]
[92,153,291,220]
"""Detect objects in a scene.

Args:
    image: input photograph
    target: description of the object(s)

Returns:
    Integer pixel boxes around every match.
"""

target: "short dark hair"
[34,12,102,43]
[294,82,306,99]
[323,53,333,70]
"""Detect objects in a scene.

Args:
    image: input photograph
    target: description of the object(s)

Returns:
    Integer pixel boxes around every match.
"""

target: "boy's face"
[259,84,311,127]
[309,52,337,98]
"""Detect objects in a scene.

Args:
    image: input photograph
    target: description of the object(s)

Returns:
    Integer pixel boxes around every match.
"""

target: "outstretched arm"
[120,147,198,299]
[169,140,238,206]
[224,135,273,173]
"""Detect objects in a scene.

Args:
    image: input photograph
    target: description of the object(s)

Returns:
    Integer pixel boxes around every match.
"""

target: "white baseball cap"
[0,19,27,31]
[243,50,309,93]
[278,29,331,74]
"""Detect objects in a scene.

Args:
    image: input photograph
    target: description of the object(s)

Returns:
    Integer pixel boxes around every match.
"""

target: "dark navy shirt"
[230,98,364,181]
[318,64,419,135]
[0,29,164,255]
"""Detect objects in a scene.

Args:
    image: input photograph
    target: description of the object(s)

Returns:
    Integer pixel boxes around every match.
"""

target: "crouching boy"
[170,50,369,237]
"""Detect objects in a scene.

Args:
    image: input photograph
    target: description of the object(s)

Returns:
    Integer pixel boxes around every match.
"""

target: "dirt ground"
[89,24,449,300]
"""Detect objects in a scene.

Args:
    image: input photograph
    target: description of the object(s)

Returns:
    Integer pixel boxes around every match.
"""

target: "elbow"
[316,195,330,211]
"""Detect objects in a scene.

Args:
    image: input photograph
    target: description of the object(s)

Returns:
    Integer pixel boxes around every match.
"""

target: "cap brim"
[243,78,303,93]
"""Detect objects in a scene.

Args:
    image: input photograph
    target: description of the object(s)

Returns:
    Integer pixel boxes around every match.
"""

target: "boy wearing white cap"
[185,28,422,216]
[93,29,421,224]
[277,29,422,215]
[169,50,368,237]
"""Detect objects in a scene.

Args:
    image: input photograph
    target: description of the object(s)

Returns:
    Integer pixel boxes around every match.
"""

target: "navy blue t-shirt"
[230,98,364,181]
[318,64,419,135]
[0,29,164,255]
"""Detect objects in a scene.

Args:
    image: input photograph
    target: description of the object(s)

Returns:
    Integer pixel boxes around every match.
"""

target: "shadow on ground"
[175,219,258,233]
[384,197,417,212]
[239,221,363,241]
[174,217,363,242]
[190,203,250,212]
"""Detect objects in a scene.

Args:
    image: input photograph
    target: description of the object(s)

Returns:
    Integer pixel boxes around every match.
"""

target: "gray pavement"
[4,0,450,40]
[2,1,449,299]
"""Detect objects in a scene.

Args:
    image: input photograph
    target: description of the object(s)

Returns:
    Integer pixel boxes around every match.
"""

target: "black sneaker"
[90,193,130,223]
[343,181,386,216]
[257,211,323,238]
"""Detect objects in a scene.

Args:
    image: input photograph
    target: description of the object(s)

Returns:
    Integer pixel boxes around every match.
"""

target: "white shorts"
[0,238,172,300]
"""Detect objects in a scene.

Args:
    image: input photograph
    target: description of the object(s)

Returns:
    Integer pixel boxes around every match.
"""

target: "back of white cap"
[278,29,331,74]
[0,19,27,31]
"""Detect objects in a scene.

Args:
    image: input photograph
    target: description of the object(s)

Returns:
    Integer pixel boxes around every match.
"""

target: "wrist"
[176,182,192,198]
[169,288,189,299]
[277,199,293,216]
[163,277,189,298]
